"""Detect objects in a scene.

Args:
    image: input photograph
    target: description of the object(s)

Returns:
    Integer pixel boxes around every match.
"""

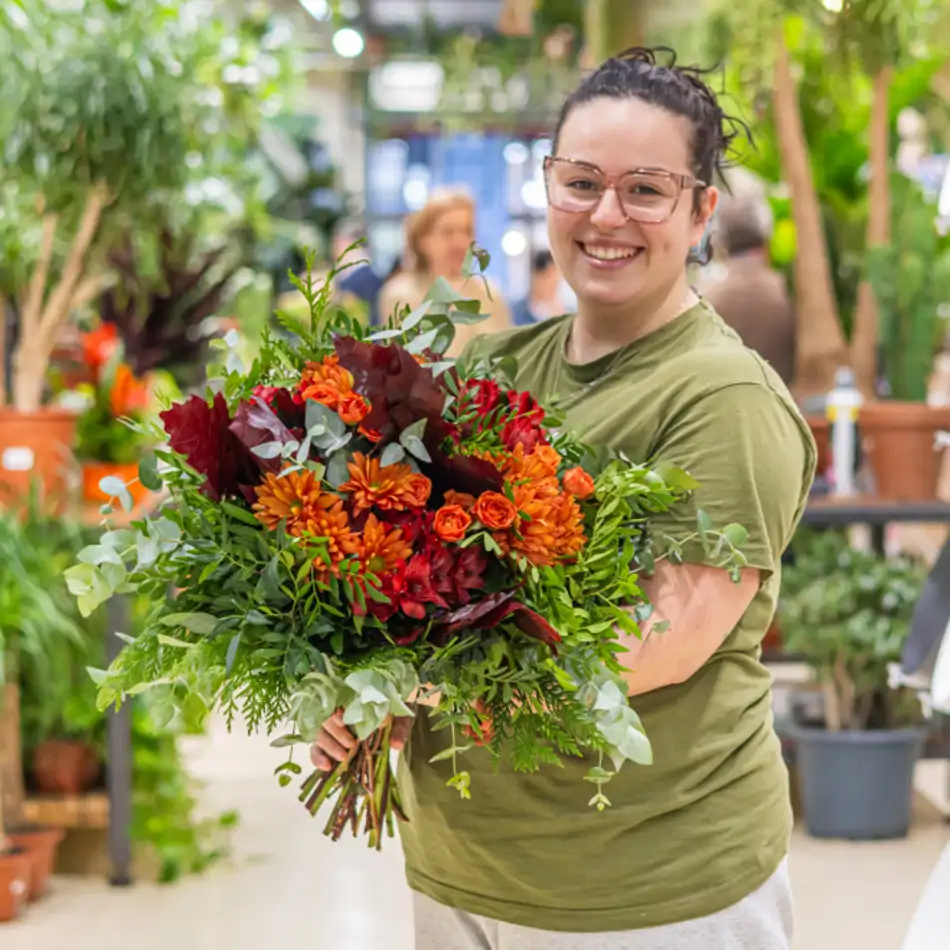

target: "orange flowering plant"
[68,249,748,849]
[74,323,153,464]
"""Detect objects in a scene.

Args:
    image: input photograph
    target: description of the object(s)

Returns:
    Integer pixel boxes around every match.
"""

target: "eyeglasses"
[542,156,706,225]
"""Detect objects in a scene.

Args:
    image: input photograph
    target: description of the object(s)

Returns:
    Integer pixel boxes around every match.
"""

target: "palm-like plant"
[99,228,245,383]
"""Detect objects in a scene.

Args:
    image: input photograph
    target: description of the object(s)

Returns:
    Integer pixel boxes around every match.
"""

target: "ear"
[690,186,719,247]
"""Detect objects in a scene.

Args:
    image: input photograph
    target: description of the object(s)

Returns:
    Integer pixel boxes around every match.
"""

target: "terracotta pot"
[8,828,63,901]
[859,402,950,500]
[0,408,78,509]
[32,740,100,797]
[81,460,150,507]
[0,848,31,923]
[805,415,831,476]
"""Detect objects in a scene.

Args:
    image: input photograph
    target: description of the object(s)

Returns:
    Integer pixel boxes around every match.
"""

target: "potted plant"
[779,528,929,839]
[0,504,97,900]
[67,324,154,507]
[0,777,30,923]
[0,0,212,504]
[860,183,950,499]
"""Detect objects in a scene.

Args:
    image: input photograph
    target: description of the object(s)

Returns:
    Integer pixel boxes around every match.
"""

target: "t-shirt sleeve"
[645,383,815,575]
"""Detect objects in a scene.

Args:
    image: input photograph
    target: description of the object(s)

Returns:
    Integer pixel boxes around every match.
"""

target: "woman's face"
[547,96,718,312]
[418,205,475,278]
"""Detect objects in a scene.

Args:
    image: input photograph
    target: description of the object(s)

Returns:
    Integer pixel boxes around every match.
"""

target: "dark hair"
[721,220,767,256]
[531,249,554,273]
[553,46,751,231]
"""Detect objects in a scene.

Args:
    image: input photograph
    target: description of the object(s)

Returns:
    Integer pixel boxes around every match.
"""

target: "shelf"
[22,792,110,830]
[803,495,950,526]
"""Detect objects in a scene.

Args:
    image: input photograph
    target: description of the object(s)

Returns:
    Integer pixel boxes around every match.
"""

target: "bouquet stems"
[298,719,407,851]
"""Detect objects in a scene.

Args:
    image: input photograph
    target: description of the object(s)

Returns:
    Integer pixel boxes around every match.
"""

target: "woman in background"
[378,190,512,356]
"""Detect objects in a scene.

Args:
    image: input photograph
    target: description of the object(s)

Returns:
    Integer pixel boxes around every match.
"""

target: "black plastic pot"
[790,726,926,840]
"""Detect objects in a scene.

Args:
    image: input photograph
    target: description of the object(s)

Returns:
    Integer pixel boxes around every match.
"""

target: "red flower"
[453,546,487,605]
[253,385,305,427]
[377,508,429,547]
[507,390,545,424]
[398,553,449,620]
[428,544,458,601]
[467,378,501,412]
[160,393,258,501]
[501,414,546,452]
[82,323,120,375]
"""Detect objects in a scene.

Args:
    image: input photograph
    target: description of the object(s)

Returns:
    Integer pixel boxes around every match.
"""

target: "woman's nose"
[588,188,627,230]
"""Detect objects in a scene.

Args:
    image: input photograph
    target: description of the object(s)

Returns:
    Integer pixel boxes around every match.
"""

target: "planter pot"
[8,827,63,901]
[32,740,100,797]
[859,402,950,500]
[0,408,78,509]
[81,460,149,507]
[791,726,926,840]
[0,849,31,922]
[805,415,831,477]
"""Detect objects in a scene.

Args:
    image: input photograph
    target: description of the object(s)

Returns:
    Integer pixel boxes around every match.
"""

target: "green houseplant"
[859,183,950,499]
[0,0,199,504]
[779,528,928,839]
[0,502,235,884]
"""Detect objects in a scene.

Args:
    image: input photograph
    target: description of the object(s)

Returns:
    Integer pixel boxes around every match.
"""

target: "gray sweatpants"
[414,859,793,950]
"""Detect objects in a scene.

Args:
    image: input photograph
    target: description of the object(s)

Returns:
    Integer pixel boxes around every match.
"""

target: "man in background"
[703,197,797,386]
[512,250,568,326]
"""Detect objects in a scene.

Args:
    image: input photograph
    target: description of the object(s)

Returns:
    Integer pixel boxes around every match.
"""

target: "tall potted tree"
[860,183,950,499]
[0,0,205,504]
[780,529,929,839]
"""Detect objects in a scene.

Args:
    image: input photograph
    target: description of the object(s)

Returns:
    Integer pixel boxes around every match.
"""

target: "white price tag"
[1,446,35,472]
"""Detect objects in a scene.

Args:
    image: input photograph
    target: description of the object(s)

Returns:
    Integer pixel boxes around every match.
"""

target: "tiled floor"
[7,715,950,950]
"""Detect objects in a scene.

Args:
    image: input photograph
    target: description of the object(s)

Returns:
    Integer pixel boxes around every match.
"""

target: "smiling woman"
[386,47,816,950]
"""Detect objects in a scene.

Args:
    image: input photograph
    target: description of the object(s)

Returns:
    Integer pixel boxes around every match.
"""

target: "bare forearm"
[616,563,760,696]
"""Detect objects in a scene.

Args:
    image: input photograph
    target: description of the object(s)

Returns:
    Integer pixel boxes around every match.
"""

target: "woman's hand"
[309,711,413,771]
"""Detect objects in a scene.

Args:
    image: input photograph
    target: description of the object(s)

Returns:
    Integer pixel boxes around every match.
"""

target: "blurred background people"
[703,195,797,385]
[378,189,512,355]
[512,250,568,326]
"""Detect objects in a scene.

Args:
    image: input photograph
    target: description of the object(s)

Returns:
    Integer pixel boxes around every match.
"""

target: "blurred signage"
[369,60,444,112]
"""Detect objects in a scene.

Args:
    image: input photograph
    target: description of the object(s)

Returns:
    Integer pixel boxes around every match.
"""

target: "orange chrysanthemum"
[253,469,326,533]
[495,482,586,568]
[253,470,358,575]
[340,452,432,513]
[503,443,561,483]
[352,513,412,575]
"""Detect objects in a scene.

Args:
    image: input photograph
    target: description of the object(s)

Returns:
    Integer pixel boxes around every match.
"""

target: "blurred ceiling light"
[503,142,529,165]
[333,27,365,58]
[502,229,528,257]
[403,179,429,211]
[299,0,330,19]
[520,180,546,210]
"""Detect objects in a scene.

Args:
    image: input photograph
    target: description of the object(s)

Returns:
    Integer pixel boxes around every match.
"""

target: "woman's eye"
[566,179,599,192]
[631,184,662,197]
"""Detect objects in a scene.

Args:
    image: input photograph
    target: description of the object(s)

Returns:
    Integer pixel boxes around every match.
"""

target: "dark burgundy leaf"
[160,393,258,500]
[229,396,296,473]
[513,607,562,653]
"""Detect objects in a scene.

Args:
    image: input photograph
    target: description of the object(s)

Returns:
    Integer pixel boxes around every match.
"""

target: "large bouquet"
[68,251,747,848]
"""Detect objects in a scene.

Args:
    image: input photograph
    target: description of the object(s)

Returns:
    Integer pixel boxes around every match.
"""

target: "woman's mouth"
[577,242,643,268]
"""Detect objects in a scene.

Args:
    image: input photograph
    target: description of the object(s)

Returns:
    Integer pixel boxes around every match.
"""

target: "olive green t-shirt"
[398,303,816,932]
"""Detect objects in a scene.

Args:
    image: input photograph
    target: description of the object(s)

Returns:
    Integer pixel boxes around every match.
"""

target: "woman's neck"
[567,278,697,365]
